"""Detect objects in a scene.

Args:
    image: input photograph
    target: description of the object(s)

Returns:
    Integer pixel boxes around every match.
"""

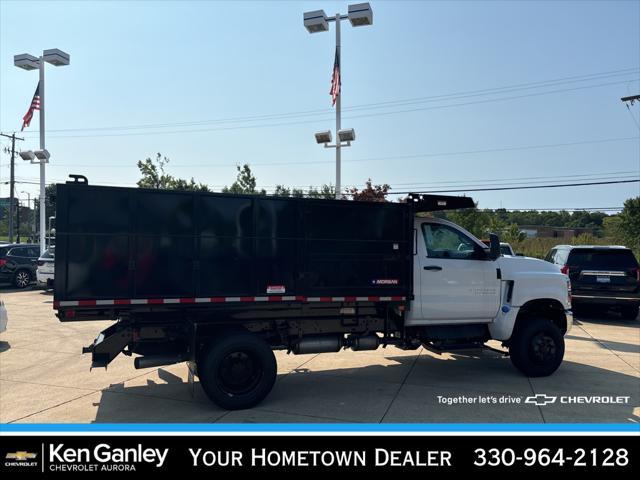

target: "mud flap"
[187,361,197,398]
[82,322,132,369]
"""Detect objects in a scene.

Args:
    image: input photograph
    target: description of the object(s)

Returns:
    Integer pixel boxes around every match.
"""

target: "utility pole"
[1,132,25,243]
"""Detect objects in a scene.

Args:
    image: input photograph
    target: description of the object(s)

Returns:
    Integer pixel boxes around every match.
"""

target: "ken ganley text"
[189,448,452,467]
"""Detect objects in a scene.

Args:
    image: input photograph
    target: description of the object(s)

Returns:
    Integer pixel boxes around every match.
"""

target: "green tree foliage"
[306,184,335,199]
[443,207,491,238]
[137,153,209,191]
[502,223,527,243]
[618,197,640,251]
[222,164,266,195]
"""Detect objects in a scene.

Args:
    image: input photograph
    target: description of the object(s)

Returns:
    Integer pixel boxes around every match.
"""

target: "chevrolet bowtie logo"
[6,451,37,461]
[525,394,557,406]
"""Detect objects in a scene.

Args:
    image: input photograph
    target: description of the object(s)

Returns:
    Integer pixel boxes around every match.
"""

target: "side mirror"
[488,233,501,260]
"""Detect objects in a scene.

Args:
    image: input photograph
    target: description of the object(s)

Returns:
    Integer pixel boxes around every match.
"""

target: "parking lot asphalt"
[0,287,638,424]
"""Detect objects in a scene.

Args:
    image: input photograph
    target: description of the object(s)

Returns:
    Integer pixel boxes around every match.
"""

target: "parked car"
[0,244,40,288]
[0,299,7,334]
[481,240,517,256]
[36,246,55,289]
[545,245,640,319]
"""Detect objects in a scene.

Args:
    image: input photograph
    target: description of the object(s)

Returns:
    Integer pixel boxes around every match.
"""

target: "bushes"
[509,234,626,259]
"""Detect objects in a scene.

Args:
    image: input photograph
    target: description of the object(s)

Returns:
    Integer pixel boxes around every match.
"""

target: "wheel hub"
[530,333,556,363]
[218,351,262,395]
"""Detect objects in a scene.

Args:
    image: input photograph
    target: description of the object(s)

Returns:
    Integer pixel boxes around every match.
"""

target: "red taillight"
[634,267,640,283]
[560,265,569,275]
[0,259,6,267]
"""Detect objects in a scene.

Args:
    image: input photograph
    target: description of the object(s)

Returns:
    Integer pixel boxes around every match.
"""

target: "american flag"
[330,47,341,106]
[21,82,41,131]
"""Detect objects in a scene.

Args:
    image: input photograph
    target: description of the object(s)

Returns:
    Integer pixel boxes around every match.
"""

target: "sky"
[0,0,639,211]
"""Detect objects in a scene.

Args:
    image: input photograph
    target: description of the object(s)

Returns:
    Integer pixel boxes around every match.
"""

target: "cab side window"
[422,223,481,260]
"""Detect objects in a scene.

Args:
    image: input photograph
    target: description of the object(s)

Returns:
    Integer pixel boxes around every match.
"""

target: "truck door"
[416,221,500,322]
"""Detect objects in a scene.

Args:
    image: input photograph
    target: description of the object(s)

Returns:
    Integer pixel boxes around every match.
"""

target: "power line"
[19,67,639,134]
[33,135,638,169]
[389,178,640,195]
[21,79,639,140]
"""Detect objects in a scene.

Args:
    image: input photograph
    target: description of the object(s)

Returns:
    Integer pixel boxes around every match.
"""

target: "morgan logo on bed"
[371,279,399,285]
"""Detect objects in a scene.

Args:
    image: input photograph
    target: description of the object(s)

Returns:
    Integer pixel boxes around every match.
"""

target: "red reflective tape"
[56,294,407,307]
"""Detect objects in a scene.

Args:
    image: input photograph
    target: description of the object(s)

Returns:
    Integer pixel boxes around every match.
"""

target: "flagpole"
[334,13,341,200]
[38,56,46,254]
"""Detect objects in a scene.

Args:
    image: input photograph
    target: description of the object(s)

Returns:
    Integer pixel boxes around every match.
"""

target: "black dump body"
[54,183,424,319]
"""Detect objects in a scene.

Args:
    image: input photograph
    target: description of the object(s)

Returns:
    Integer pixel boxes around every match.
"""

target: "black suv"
[0,244,40,288]
[545,245,639,319]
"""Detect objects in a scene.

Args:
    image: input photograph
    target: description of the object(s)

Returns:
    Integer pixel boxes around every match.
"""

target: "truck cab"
[410,217,571,335]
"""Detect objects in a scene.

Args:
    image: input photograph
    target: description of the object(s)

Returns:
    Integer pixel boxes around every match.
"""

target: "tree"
[618,197,640,250]
[307,184,335,199]
[445,207,490,238]
[347,179,390,202]
[222,164,266,195]
[501,223,526,243]
[137,153,209,191]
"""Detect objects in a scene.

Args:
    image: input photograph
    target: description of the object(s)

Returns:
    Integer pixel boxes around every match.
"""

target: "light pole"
[14,49,70,253]
[304,3,373,199]
[20,191,33,241]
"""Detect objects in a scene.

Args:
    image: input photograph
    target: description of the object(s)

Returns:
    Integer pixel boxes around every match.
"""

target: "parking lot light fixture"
[315,130,333,144]
[34,149,50,162]
[19,150,36,162]
[338,128,356,143]
[303,10,329,33]
[348,3,373,27]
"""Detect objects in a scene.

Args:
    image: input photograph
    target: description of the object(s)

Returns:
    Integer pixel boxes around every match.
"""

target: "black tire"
[510,317,564,377]
[198,331,277,410]
[13,270,31,289]
[620,304,639,320]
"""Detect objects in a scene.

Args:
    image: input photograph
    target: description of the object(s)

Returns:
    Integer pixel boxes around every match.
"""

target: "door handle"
[423,265,442,271]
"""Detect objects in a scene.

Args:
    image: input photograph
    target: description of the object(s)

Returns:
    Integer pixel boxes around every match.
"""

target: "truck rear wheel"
[509,317,564,377]
[198,331,277,410]
[620,304,639,320]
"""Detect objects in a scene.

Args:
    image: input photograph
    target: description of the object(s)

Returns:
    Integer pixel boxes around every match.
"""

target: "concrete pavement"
[0,288,638,424]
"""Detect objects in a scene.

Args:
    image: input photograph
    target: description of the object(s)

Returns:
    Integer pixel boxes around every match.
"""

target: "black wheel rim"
[16,272,29,287]
[217,351,263,396]
[529,332,557,364]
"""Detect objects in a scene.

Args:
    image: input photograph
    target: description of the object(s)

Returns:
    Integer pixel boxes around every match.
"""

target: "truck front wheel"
[198,331,277,410]
[509,317,564,377]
